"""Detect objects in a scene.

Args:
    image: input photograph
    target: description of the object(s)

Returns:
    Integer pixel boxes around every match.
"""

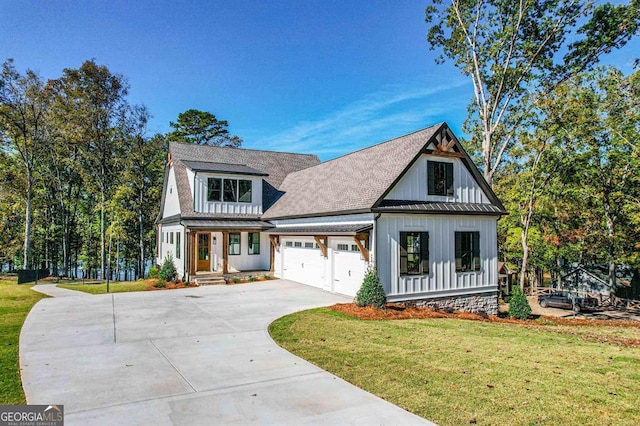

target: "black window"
[428,161,454,196]
[176,233,181,259]
[170,232,174,244]
[248,232,260,255]
[207,178,222,201]
[223,179,238,202]
[400,232,429,275]
[238,180,252,203]
[229,232,241,255]
[455,232,480,272]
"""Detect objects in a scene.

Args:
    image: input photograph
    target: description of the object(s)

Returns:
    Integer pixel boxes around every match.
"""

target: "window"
[294,241,302,247]
[207,178,222,201]
[400,232,429,275]
[176,233,181,259]
[455,232,480,272]
[229,232,241,255]
[428,161,454,196]
[351,244,360,252]
[238,180,252,203]
[285,241,293,247]
[248,232,260,255]
[223,179,238,202]
[337,243,349,251]
[304,242,314,249]
[170,232,174,244]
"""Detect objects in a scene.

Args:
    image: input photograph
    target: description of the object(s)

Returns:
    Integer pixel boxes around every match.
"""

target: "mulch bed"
[329,303,640,348]
[329,303,640,328]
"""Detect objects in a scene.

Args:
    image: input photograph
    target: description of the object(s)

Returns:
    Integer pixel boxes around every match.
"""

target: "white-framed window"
[336,243,349,251]
[170,232,174,244]
[294,241,302,248]
[248,232,260,255]
[304,242,314,248]
[229,232,241,255]
[176,233,181,259]
[285,241,293,247]
[351,244,359,252]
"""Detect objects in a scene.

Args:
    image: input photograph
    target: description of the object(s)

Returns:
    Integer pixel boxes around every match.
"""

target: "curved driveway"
[21,280,430,425]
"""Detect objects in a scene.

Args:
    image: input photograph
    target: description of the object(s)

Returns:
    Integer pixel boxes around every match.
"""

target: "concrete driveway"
[21,280,430,425]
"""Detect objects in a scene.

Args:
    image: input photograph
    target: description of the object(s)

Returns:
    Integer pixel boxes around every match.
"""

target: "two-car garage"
[274,233,371,297]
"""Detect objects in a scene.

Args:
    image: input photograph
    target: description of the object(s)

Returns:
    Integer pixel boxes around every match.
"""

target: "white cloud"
[246,79,470,159]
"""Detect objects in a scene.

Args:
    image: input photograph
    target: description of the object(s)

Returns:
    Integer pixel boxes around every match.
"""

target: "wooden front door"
[197,233,210,271]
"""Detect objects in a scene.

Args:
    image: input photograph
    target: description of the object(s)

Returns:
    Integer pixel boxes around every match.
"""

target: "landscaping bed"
[270,307,640,426]
[56,278,197,294]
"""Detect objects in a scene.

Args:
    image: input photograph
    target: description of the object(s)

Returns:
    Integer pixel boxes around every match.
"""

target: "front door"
[197,233,210,271]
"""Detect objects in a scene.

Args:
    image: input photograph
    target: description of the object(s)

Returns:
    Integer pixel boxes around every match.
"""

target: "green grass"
[269,308,640,426]
[57,281,148,294]
[0,280,48,404]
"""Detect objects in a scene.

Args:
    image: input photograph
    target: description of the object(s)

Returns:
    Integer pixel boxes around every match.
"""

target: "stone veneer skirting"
[398,292,498,316]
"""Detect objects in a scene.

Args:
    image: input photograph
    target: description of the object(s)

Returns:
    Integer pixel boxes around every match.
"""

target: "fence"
[17,269,50,284]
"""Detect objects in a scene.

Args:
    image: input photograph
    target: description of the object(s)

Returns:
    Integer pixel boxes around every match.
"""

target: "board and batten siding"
[162,167,181,218]
[376,214,498,300]
[192,172,263,215]
[384,155,489,204]
[158,224,185,278]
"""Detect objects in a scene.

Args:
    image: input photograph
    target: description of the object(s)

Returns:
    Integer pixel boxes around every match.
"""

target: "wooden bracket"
[269,235,280,252]
[167,152,173,167]
[314,236,328,258]
[353,234,370,262]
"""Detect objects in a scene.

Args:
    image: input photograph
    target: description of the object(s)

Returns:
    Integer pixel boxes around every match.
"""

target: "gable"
[162,166,181,218]
[384,154,489,204]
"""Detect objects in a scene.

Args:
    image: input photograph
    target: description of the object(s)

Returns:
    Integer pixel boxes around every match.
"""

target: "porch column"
[189,231,196,275]
[222,231,229,274]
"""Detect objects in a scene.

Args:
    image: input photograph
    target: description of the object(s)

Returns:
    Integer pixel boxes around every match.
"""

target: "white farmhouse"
[156,123,506,314]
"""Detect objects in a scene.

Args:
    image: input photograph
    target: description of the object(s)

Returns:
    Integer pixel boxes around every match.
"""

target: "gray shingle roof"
[262,124,443,219]
[168,142,320,218]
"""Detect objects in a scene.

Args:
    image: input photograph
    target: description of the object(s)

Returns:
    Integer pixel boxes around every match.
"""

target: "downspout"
[372,213,381,268]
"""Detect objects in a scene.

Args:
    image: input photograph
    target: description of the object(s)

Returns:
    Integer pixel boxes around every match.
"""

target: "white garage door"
[332,240,368,297]
[281,240,327,289]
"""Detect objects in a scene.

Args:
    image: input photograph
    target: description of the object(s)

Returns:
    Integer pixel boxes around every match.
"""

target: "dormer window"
[207,177,252,203]
[207,178,222,201]
[428,160,454,196]
[224,179,238,202]
[238,180,252,203]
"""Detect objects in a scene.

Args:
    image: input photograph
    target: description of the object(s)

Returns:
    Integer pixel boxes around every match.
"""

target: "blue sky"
[1,1,637,160]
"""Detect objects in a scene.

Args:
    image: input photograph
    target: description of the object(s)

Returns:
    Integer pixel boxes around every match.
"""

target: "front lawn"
[269,308,640,426]
[57,281,149,294]
[0,281,48,404]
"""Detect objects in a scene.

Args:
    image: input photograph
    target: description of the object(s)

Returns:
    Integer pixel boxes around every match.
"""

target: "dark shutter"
[420,232,429,274]
[445,163,454,196]
[472,232,480,271]
[455,232,462,271]
[427,161,435,195]
[399,233,408,275]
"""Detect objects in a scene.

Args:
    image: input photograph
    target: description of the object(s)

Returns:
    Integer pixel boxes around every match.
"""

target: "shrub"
[148,267,159,279]
[508,287,532,320]
[248,276,258,282]
[232,277,241,284]
[159,254,177,282]
[262,274,272,280]
[354,267,387,309]
[154,279,167,288]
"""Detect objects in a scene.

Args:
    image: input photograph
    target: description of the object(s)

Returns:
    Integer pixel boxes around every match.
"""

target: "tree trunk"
[23,169,34,269]
[138,195,145,279]
[603,198,616,294]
